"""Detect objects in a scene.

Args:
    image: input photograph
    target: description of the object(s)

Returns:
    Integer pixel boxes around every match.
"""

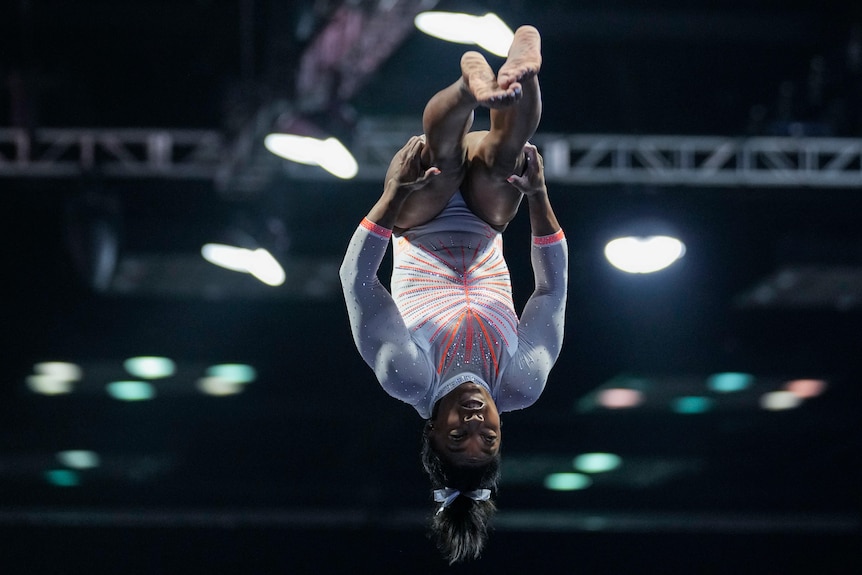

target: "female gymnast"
[340,26,567,563]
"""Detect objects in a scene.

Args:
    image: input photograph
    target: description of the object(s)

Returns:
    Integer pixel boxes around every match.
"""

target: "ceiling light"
[706,372,754,393]
[34,361,82,381]
[543,472,592,491]
[56,450,101,470]
[604,235,686,274]
[573,453,622,473]
[27,374,74,395]
[106,380,156,401]
[264,134,357,179]
[414,12,514,57]
[197,376,244,396]
[760,390,802,411]
[671,396,714,414]
[783,378,827,398]
[206,364,257,384]
[596,388,644,409]
[124,356,176,379]
[45,469,80,487]
[201,243,286,287]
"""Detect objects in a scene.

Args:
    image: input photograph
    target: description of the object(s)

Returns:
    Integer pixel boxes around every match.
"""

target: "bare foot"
[460,51,522,109]
[497,25,542,90]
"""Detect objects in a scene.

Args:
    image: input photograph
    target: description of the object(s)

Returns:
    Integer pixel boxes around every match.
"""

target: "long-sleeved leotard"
[340,191,567,419]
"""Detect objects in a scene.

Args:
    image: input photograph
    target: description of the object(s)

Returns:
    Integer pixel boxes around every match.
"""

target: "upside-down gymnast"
[339,26,567,563]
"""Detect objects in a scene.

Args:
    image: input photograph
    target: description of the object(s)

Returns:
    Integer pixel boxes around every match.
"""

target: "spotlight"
[415,11,514,57]
[264,134,358,179]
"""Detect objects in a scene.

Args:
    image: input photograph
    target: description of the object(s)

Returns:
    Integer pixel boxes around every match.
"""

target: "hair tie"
[433,488,491,515]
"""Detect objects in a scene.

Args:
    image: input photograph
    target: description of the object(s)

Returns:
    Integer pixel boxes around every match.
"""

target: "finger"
[506,174,527,189]
[533,149,544,170]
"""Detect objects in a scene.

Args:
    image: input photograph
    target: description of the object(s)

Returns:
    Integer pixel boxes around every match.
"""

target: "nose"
[464,412,484,422]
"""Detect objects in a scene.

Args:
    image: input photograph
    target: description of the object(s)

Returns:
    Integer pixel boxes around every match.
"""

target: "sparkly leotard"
[340,191,567,419]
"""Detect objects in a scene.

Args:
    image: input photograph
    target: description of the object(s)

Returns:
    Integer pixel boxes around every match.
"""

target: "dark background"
[2,1,861,573]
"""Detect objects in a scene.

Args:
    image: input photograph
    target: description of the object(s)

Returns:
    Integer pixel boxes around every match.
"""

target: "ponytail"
[421,421,501,564]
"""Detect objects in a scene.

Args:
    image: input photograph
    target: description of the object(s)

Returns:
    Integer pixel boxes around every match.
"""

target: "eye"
[482,435,497,445]
[449,432,466,442]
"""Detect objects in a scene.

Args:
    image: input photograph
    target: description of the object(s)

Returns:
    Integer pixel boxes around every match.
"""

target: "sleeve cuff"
[360,218,393,239]
[533,229,565,246]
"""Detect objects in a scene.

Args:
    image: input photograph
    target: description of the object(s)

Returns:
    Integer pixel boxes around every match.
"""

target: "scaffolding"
[2,127,860,188]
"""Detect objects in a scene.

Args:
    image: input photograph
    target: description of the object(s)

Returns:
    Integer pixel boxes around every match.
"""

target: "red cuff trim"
[360,218,392,239]
[533,229,565,246]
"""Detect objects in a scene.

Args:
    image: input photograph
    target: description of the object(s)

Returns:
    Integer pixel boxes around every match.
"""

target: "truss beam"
[2,128,860,188]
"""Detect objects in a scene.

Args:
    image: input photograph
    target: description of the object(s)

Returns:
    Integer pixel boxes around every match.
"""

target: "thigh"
[388,135,467,232]
[461,131,525,231]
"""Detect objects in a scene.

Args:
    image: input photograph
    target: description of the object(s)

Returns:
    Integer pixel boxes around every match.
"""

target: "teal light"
[706,372,753,393]
[206,364,257,384]
[124,356,176,379]
[543,472,592,491]
[106,381,156,401]
[573,453,622,473]
[45,469,80,487]
[671,395,714,414]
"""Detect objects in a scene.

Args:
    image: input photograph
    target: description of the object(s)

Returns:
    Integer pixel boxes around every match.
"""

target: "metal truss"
[532,133,862,188]
[2,127,860,188]
[0,128,224,180]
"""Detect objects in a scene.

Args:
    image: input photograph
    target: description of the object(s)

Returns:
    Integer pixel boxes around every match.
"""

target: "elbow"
[339,256,358,289]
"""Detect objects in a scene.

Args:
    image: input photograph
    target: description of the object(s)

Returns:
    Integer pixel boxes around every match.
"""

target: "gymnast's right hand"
[385,135,441,197]
[506,143,547,197]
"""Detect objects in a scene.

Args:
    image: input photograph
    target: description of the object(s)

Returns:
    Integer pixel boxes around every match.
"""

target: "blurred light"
[706,372,754,393]
[760,390,802,411]
[106,381,156,401]
[604,236,685,274]
[597,388,644,409]
[45,469,80,487]
[544,472,592,491]
[246,248,286,286]
[415,12,514,57]
[784,379,828,399]
[201,244,286,287]
[573,453,622,473]
[56,450,101,470]
[671,396,714,414]
[201,243,251,272]
[34,361,82,381]
[264,134,358,179]
[124,356,176,379]
[206,364,257,384]
[27,374,74,395]
[197,376,244,396]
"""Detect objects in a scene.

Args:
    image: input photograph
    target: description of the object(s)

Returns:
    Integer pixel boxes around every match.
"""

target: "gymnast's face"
[429,382,501,464]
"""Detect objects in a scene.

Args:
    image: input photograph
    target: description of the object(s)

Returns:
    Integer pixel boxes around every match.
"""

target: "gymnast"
[340,25,567,563]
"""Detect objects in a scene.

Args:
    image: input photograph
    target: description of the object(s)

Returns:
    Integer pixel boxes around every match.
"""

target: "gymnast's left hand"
[386,135,441,197]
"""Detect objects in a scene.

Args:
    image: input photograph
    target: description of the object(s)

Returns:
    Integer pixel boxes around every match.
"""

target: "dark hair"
[421,420,501,564]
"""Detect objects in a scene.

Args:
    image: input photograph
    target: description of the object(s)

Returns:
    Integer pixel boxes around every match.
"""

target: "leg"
[392,52,525,231]
[462,26,543,230]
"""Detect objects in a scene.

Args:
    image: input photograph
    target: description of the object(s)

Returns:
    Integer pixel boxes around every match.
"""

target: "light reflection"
[544,472,592,491]
[760,390,802,411]
[573,453,622,473]
[597,388,644,409]
[784,379,827,399]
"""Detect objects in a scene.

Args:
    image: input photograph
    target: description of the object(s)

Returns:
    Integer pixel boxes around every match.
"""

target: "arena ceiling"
[2,1,861,572]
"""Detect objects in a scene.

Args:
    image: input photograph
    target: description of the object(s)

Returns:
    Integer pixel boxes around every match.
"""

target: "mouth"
[460,398,485,410]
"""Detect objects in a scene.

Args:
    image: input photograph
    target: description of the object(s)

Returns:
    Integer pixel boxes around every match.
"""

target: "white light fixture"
[604,235,686,274]
[414,11,514,57]
[124,356,176,379]
[201,243,286,287]
[264,134,358,179]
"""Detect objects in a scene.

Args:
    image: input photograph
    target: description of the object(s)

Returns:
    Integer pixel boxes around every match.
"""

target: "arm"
[500,145,568,409]
[339,136,441,404]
